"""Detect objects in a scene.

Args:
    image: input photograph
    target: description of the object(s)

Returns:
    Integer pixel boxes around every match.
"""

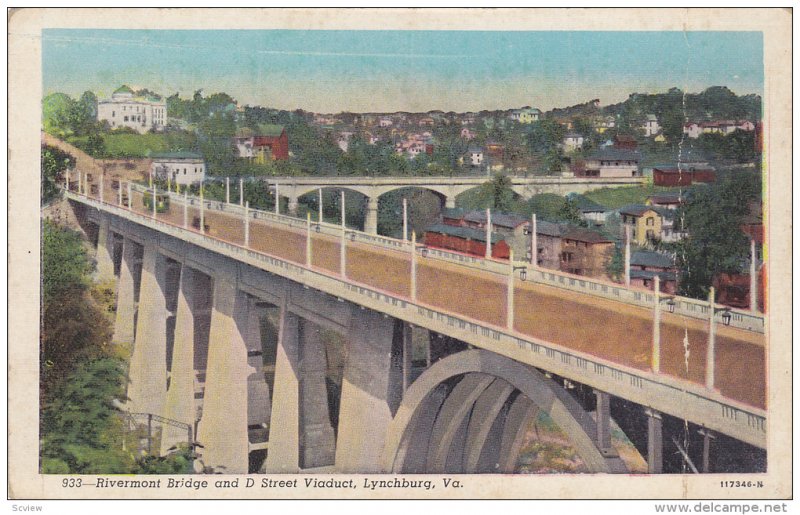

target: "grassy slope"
[584,185,680,209]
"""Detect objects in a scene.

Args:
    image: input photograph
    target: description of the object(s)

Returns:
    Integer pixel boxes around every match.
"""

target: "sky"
[42,29,763,113]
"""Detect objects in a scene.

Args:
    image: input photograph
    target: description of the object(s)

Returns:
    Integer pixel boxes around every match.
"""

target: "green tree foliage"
[42,91,99,137]
[41,220,90,302]
[40,357,133,474]
[41,145,75,205]
[41,220,112,400]
[457,174,518,212]
[674,172,761,298]
[527,193,569,222]
[558,198,587,227]
[605,245,625,282]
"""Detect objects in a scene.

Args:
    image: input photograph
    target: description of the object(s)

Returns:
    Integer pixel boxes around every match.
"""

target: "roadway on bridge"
[78,175,765,412]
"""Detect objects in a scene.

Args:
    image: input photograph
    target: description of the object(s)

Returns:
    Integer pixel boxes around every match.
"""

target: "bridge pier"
[161,266,199,454]
[445,195,456,209]
[335,312,403,472]
[113,237,139,346]
[95,216,115,283]
[364,196,379,234]
[288,195,299,216]
[646,408,664,474]
[195,274,251,474]
[264,306,301,472]
[245,299,272,450]
[127,242,168,416]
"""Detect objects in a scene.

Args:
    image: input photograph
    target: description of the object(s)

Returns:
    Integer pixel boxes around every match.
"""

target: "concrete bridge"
[61,179,765,475]
[255,175,645,234]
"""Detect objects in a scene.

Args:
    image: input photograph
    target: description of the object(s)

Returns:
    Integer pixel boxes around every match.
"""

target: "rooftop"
[586,148,642,162]
[619,204,658,217]
[425,223,505,244]
[150,151,204,160]
[631,250,675,269]
[464,210,529,229]
[561,226,613,244]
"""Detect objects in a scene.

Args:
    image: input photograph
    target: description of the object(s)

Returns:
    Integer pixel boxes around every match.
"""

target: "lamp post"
[340,190,347,277]
[65,169,70,191]
[705,287,732,389]
[652,275,661,373]
[99,172,104,203]
[239,177,244,207]
[183,189,188,229]
[118,180,123,206]
[750,238,758,313]
[507,249,528,331]
[152,183,157,218]
[274,182,280,215]
[127,182,132,209]
[225,177,230,204]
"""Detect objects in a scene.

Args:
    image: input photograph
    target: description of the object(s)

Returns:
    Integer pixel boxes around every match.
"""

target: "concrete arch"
[291,184,373,200]
[381,349,627,473]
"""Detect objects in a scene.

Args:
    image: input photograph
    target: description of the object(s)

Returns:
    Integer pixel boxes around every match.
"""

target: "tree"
[674,173,760,298]
[41,146,75,205]
[40,357,133,474]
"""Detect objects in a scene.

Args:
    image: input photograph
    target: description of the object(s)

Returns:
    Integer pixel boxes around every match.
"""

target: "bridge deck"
[81,179,765,412]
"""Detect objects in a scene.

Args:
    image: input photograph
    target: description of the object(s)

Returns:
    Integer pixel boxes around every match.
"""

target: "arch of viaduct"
[262,176,645,234]
[88,208,636,475]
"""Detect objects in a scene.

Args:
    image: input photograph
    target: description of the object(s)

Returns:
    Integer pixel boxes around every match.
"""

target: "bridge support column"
[594,390,616,456]
[335,312,403,473]
[95,216,115,284]
[364,196,379,235]
[297,319,337,470]
[498,395,538,473]
[264,306,301,473]
[161,266,198,454]
[445,195,456,209]
[245,300,271,442]
[288,195,299,216]
[128,242,168,416]
[113,237,138,346]
[195,275,251,474]
[646,408,663,474]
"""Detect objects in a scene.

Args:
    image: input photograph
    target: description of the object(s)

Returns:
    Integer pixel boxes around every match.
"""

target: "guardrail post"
[530,213,537,266]
[507,249,515,330]
[200,184,205,234]
[318,188,323,223]
[624,224,631,286]
[706,287,716,390]
[402,198,408,243]
[485,208,492,259]
[652,275,661,373]
[244,201,250,248]
[306,212,312,267]
[411,231,417,301]
[151,183,157,218]
[750,238,758,313]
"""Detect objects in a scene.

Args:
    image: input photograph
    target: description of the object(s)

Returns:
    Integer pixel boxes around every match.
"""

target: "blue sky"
[42,29,763,113]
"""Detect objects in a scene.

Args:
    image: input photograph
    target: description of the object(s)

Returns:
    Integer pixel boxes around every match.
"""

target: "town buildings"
[97,85,167,134]
[642,114,661,137]
[629,250,678,293]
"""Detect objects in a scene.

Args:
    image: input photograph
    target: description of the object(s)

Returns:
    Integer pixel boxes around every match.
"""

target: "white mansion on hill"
[97,85,167,133]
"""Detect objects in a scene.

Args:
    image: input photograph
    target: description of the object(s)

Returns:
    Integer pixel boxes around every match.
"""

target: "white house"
[581,149,641,178]
[468,146,484,167]
[379,117,393,128]
[683,122,702,139]
[151,152,206,186]
[97,85,167,134]
[562,133,585,152]
[643,114,661,137]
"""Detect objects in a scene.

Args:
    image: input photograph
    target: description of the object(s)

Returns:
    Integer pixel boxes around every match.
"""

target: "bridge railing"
[123,184,764,333]
[67,190,766,450]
